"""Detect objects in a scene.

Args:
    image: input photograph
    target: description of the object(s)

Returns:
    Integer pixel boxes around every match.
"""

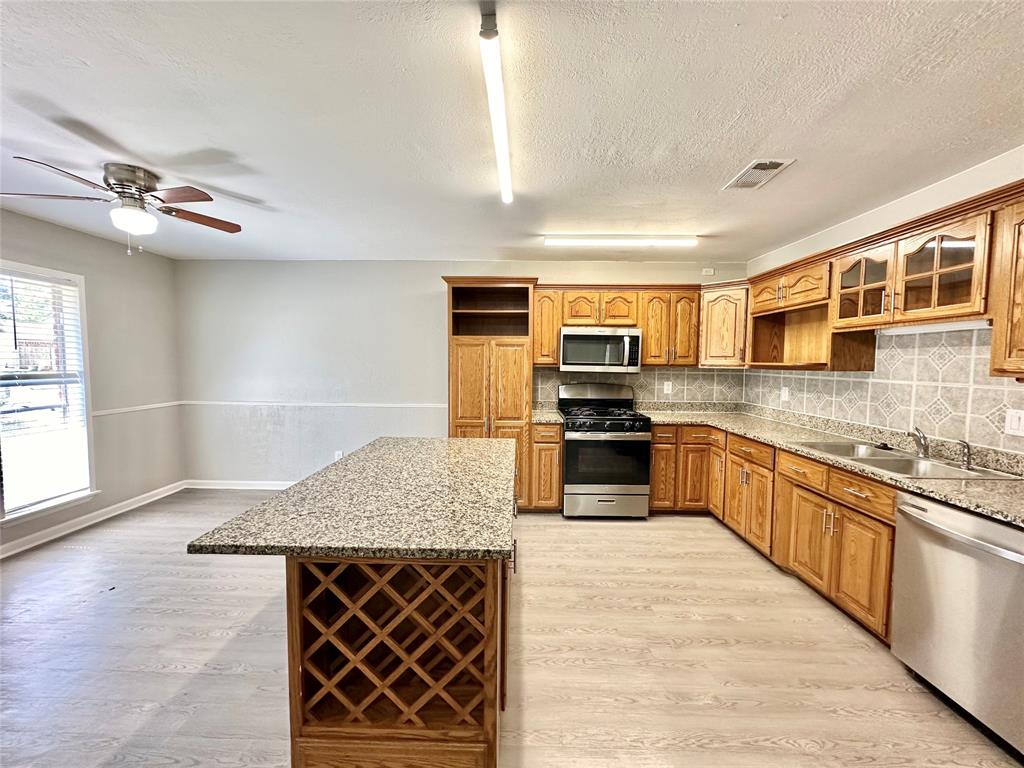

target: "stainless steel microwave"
[559,327,642,373]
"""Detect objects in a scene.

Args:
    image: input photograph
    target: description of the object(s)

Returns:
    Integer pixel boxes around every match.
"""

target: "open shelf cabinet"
[748,303,876,371]
[446,279,534,336]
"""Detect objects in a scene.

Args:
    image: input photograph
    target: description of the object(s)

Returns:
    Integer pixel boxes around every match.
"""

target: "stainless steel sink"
[794,441,901,459]
[854,457,1018,480]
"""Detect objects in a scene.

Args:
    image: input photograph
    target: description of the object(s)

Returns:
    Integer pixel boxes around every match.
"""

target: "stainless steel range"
[558,384,651,518]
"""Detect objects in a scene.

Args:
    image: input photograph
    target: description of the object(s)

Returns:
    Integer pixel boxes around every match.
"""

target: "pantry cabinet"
[699,286,748,367]
[640,290,700,366]
[532,289,562,365]
[990,201,1024,379]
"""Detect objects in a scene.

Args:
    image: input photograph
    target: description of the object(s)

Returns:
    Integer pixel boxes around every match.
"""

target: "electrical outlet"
[1006,409,1024,437]
[701,267,716,276]
[334,450,345,461]
[663,381,673,394]
[781,386,790,403]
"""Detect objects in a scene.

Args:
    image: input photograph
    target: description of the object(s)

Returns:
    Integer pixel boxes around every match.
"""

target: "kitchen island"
[188,437,516,768]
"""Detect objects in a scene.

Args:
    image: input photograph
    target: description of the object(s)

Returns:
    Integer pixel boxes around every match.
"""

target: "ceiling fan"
[0,156,242,235]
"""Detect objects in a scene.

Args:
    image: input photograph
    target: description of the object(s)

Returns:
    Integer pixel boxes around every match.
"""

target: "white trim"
[2,489,101,525]
[0,480,187,559]
[184,479,294,491]
[92,400,447,416]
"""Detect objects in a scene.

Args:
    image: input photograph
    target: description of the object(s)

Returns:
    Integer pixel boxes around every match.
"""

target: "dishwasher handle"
[898,505,1024,565]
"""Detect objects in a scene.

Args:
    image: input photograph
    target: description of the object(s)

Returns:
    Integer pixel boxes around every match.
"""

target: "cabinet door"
[677,445,709,510]
[700,287,748,366]
[449,338,488,436]
[750,277,783,314]
[781,262,830,309]
[788,486,834,595]
[831,506,893,637]
[562,291,601,325]
[990,202,1024,378]
[894,213,990,321]
[649,443,677,509]
[723,454,747,535]
[601,291,638,326]
[670,291,700,365]
[640,292,672,365]
[832,244,897,330]
[708,447,725,519]
[490,339,531,506]
[744,463,774,556]
[495,424,530,506]
[533,290,562,365]
[530,441,562,510]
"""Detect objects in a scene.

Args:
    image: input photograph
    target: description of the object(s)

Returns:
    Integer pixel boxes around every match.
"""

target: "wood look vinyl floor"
[0,490,1016,767]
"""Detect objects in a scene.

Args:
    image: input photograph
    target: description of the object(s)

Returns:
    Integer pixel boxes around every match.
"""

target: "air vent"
[723,159,795,190]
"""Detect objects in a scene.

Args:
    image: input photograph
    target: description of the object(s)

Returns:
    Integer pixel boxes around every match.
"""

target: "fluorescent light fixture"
[109,200,158,235]
[479,16,513,204]
[543,236,699,248]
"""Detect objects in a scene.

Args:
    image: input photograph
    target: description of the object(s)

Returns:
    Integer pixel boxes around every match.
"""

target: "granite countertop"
[638,410,1024,530]
[532,409,563,424]
[188,437,516,559]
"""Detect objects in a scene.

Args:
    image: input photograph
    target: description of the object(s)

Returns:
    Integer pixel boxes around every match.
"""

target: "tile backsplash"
[742,328,1024,454]
[533,328,1023,455]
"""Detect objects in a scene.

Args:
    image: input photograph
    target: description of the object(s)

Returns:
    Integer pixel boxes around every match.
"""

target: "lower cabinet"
[784,481,894,638]
[650,442,678,509]
[723,443,775,554]
[648,426,712,511]
[523,425,562,511]
[677,446,709,509]
[708,447,726,519]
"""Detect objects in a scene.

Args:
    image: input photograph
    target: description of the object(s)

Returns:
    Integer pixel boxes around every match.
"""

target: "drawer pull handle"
[788,465,806,475]
[656,433,674,438]
[738,447,752,453]
[842,486,870,499]
[690,433,710,437]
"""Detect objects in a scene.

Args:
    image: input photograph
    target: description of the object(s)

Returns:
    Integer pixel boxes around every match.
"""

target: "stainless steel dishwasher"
[893,492,1024,755]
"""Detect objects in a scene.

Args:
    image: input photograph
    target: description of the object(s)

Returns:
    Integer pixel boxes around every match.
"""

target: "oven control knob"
[625,421,636,431]
[604,421,615,430]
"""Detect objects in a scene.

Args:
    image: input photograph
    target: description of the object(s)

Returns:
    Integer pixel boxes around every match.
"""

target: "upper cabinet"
[990,202,1024,380]
[639,290,699,366]
[561,290,638,327]
[832,243,898,330]
[751,262,830,315]
[700,286,748,367]
[893,213,990,322]
[533,289,562,365]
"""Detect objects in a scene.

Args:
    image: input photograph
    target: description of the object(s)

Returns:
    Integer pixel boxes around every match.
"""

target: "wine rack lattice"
[296,560,488,729]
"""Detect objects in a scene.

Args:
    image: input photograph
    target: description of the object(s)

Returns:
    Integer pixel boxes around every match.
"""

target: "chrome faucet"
[909,427,930,458]
[956,440,973,470]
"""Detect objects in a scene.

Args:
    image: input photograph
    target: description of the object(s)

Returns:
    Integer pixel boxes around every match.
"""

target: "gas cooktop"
[558,405,651,433]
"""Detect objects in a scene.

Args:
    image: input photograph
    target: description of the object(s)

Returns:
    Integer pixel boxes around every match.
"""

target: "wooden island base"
[285,556,504,768]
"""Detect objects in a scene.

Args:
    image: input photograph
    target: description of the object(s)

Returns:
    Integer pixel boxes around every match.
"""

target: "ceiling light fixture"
[479,3,513,204]
[109,199,158,235]
[543,236,699,248]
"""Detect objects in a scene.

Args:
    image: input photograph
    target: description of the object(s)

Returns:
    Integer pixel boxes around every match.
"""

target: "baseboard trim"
[0,479,296,559]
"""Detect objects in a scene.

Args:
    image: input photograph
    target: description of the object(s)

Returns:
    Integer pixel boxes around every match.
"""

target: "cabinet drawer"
[728,435,775,469]
[777,451,828,492]
[532,424,562,443]
[651,426,679,444]
[828,469,896,523]
[681,426,726,447]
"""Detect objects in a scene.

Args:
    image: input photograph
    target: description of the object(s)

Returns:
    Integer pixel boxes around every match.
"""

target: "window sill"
[1,490,102,527]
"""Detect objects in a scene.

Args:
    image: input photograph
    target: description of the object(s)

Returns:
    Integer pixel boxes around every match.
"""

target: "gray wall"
[0,210,183,547]
[174,259,741,481]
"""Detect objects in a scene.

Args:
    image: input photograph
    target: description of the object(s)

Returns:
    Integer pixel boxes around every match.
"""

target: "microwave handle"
[622,335,630,367]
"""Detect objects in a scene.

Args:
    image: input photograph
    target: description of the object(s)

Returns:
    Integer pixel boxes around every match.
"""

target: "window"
[0,262,93,518]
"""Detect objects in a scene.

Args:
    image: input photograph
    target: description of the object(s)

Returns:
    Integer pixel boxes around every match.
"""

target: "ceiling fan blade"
[158,206,241,233]
[0,192,113,202]
[146,186,213,205]
[13,156,109,192]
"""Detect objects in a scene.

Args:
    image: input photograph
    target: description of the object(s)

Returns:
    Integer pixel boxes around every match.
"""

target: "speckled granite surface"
[638,411,1024,529]
[188,437,516,559]
[532,409,563,424]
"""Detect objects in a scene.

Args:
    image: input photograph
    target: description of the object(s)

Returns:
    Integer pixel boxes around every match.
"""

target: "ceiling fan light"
[109,200,158,235]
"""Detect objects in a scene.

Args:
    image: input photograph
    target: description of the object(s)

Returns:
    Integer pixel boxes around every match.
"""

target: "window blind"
[0,265,91,516]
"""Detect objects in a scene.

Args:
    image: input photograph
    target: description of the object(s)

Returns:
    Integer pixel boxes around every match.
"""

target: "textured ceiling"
[1,1,1023,263]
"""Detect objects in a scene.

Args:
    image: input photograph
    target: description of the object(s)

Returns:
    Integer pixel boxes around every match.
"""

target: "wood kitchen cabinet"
[990,201,1024,379]
[724,453,748,535]
[893,213,990,322]
[648,426,715,512]
[724,437,775,555]
[649,442,677,509]
[708,446,726,519]
[831,506,893,637]
[448,336,531,506]
[532,289,562,365]
[640,290,700,366]
[562,290,638,327]
[676,445,709,510]
[528,443,562,510]
[751,262,830,315]
[700,286,748,366]
[788,484,835,594]
[832,244,898,329]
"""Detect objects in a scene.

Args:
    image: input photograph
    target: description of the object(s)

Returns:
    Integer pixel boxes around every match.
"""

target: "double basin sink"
[793,441,1018,480]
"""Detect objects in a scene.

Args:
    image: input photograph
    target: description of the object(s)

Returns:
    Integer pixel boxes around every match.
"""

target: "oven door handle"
[564,432,652,441]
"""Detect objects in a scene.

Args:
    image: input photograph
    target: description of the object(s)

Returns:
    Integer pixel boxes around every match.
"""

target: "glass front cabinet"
[893,213,990,322]
[832,243,898,329]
